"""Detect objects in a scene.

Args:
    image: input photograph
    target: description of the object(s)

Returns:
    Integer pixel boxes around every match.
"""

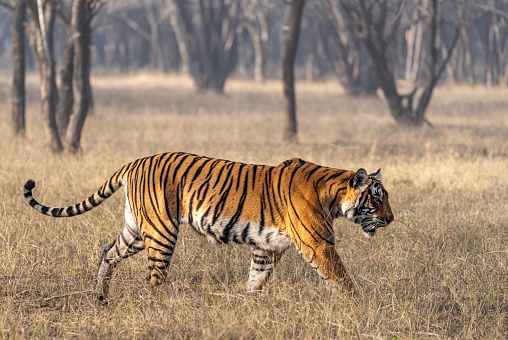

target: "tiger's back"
[24,151,393,302]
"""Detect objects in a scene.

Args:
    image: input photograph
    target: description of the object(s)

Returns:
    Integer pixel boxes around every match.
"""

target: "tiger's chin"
[362,226,377,238]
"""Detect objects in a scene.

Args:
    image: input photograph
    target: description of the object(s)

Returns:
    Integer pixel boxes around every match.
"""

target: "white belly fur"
[183,212,292,252]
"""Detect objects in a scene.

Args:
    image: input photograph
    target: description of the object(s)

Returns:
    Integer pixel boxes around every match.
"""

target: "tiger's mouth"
[362,224,377,238]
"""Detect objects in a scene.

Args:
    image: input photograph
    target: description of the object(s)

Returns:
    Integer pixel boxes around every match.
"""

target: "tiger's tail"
[23,167,126,218]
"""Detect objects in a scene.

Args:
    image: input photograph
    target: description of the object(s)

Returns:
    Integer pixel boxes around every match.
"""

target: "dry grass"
[0,74,507,339]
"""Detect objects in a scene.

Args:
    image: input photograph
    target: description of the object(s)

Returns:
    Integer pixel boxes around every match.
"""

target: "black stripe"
[188,191,195,225]
[241,223,250,243]
[200,206,211,229]
[253,258,272,265]
[218,163,235,195]
[148,246,173,257]
[259,193,266,230]
[289,196,333,245]
[148,257,170,264]
[252,267,267,272]
[212,161,228,189]
[88,196,98,207]
[128,245,146,252]
[180,156,202,188]
[144,233,173,249]
[160,153,180,231]
[191,158,213,182]
[172,154,192,182]
[251,165,258,190]
[196,182,209,210]
[268,167,282,220]
[108,179,115,193]
[220,168,250,243]
[142,158,180,243]
[212,168,235,225]
[235,164,245,191]
[75,202,83,214]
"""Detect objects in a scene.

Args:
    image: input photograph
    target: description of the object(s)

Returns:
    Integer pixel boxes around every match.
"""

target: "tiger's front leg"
[303,242,356,293]
[247,247,284,291]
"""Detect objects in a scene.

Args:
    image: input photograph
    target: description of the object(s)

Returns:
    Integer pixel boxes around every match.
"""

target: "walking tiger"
[23,152,393,302]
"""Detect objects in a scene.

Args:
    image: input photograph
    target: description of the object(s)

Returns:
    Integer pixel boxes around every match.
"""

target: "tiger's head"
[341,168,394,237]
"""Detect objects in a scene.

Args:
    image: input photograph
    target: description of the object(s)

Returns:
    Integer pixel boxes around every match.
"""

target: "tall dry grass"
[0,74,507,339]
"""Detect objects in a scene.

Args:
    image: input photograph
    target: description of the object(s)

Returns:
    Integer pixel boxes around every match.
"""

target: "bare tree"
[55,3,74,137]
[310,1,377,94]
[26,0,63,153]
[119,1,164,72]
[475,0,508,86]
[341,0,466,127]
[282,0,305,143]
[65,0,97,153]
[172,0,240,92]
[22,0,99,153]
[238,0,273,82]
[10,0,26,137]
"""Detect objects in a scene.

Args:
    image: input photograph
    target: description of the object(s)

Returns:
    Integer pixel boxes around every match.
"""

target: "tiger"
[23,152,393,302]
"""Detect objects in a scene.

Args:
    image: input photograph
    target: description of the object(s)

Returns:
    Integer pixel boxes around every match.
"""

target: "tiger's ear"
[350,168,371,192]
[369,169,383,182]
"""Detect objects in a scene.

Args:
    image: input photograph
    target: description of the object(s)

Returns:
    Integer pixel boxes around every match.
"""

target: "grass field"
[0,74,507,339]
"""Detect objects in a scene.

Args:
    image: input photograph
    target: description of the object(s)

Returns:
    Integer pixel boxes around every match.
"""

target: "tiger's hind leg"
[143,218,179,289]
[247,247,284,292]
[95,199,145,303]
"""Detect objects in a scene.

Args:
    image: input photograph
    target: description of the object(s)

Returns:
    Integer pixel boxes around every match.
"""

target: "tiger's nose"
[386,215,394,224]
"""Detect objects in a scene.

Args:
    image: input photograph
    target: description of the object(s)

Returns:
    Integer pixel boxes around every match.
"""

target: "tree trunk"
[26,0,63,153]
[11,0,26,137]
[145,3,163,72]
[56,40,74,137]
[404,5,424,86]
[66,0,92,153]
[282,0,305,143]
[168,5,190,75]
[173,0,205,87]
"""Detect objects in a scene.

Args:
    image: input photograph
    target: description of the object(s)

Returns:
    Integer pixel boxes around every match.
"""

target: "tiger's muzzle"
[359,215,393,238]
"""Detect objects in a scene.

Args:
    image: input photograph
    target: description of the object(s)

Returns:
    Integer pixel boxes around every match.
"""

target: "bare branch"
[415,0,468,119]
[0,1,13,10]
[119,12,152,41]
[385,0,405,38]
[473,3,508,19]
[56,1,72,28]
[37,0,50,59]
